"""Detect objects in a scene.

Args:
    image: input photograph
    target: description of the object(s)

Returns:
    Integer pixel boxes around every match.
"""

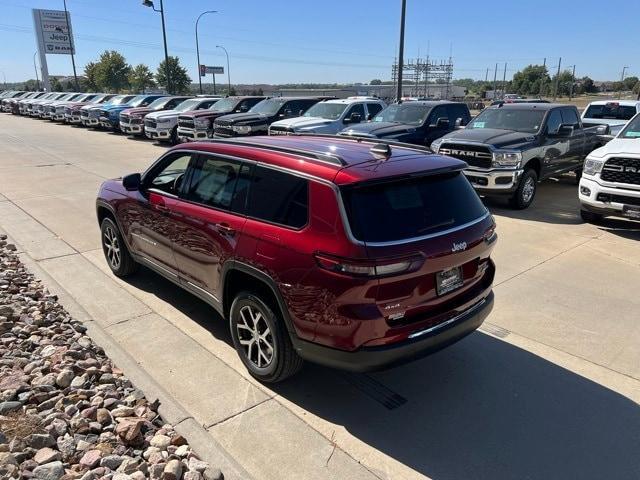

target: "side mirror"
[240,105,249,112]
[284,109,293,117]
[435,117,450,128]
[454,118,464,128]
[552,124,573,137]
[345,112,362,124]
[596,125,609,135]
[122,173,141,191]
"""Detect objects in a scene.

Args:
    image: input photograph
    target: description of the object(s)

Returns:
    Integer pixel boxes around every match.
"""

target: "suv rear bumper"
[293,291,494,372]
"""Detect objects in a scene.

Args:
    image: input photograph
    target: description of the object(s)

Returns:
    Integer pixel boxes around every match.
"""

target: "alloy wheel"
[103,225,121,270]
[522,177,536,203]
[236,305,274,369]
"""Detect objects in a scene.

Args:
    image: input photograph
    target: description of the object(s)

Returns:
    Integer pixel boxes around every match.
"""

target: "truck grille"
[178,116,195,129]
[438,143,493,169]
[99,110,110,120]
[145,118,157,129]
[80,110,89,118]
[64,107,71,115]
[213,124,235,137]
[601,157,640,185]
[120,113,130,124]
[270,125,294,135]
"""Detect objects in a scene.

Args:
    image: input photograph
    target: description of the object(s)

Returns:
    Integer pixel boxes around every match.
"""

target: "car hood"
[121,107,154,117]
[271,116,334,130]
[438,128,537,149]
[588,138,640,158]
[341,121,417,137]
[66,101,93,108]
[215,112,271,125]
[102,104,132,112]
[146,109,182,120]
[184,109,231,119]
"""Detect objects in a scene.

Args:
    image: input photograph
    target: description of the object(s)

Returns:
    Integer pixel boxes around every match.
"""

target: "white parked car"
[580,112,640,223]
[268,97,386,135]
[581,100,640,136]
[144,97,220,143]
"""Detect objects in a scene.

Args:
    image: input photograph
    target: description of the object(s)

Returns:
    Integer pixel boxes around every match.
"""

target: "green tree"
[128,64,155,93]
[550,70,576,97]
[623,76,638,91]
[83,62,100,91]
[95,50,131,93]
[23,79,39,91]
[580,76,597,94]
[510,65,550,96]
[370,79,382,85]
[156,56,191,94]
[50,78,63,92]
[633,81,640,100]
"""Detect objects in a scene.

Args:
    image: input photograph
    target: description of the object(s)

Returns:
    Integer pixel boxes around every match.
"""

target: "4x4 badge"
[452,241,467,252]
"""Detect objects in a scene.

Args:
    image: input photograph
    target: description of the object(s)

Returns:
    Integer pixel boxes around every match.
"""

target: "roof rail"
[290,133,434,154]
[203,138,348,166]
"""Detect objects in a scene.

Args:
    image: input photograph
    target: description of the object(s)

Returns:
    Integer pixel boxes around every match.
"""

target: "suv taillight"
[314,253,423,278]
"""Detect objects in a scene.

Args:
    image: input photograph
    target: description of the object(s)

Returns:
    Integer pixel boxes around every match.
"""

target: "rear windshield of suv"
[584,103,637,120]
[342,172,487,243]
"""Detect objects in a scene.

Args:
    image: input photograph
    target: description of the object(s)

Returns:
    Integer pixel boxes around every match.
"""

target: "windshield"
[619,114,640,138]
[373,104,430,125]
[468,108,545,134]
[210,98,238,112]
[342,172,487,243]
[303,102,347,120]
[147,97,172,109]
[90,95,107,103]
[250,99,286,115]
[175,98,206,112]
[109,95,133,106]
[127,95,151,107]
[584,103,637,121]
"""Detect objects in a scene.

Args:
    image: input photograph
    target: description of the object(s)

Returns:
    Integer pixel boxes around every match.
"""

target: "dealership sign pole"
[32,9,76,92]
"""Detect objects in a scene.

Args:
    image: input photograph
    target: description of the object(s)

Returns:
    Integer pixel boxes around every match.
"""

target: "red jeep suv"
[96,136,496,382]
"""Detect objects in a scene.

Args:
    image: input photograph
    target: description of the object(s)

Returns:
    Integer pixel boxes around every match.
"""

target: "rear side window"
[342,172,487,243]
[561,107,580,127]
[366,103,384,118]
[246,166,308,228]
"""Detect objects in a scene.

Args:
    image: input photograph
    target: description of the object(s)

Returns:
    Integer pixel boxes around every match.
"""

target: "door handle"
[215,222,236,235]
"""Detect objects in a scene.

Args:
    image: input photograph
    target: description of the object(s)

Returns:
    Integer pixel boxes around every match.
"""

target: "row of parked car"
[1,89,640,221]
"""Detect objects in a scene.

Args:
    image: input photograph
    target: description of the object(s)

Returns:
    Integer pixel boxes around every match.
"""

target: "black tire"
[580,209,603,224]
[100,218,138,277]
[509,168,538,209]
[230,291,303,383]
[170,127,178,145]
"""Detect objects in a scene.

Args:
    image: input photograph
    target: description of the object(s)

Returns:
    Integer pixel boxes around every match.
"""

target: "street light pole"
[216,45,231,95]
[143,0,171,94]
[568,65,576,100]
[395,0,406,103]
[195,10,217,95]
[33,52,41,91]
[62,0,79,91]
[618,66,628,99]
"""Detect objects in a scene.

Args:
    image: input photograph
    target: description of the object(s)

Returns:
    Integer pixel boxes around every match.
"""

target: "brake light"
[483,226,497,244]
[314,253,423,278]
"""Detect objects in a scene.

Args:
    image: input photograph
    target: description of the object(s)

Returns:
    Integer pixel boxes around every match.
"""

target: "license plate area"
[436,266,463,296]
[623,205,640,219]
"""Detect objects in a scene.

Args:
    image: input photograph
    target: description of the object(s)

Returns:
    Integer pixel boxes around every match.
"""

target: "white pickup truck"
[579,112,640,223]
[581,100,640,136]
[268,97,386,135]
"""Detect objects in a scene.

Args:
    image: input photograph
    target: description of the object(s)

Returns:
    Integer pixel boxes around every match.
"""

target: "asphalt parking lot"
[0,114,639,480]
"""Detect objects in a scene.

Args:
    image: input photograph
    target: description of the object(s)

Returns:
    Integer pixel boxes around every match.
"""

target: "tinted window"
[366,103,384,118]
[146,153,192,196]
[342,172,487,243]
[184,157,245,210]
[546,109,563,134]
[247,167,308,228]
[429,106,449,125]
[448,104,470,123]
[583,104,637,120]
[561,107,580,127]
[345,103,365,119]
[283,100,313,117]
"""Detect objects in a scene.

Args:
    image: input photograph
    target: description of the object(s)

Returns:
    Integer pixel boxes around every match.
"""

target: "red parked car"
[96,135,496,382]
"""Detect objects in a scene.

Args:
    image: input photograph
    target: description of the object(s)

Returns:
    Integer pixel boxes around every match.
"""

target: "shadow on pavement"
[122,267,640,480]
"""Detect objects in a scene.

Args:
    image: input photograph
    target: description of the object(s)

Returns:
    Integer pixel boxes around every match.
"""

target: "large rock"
[32,461,65,480]
[28,434,56,449]
[149,434,170,450]
[163,459,182,480]
[79,449,102,469]
[0,401,22,414]
[55,370,74,388]
[34,447,61,464]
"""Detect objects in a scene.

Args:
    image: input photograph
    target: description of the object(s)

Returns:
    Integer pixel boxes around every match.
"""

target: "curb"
[11,238,255,480]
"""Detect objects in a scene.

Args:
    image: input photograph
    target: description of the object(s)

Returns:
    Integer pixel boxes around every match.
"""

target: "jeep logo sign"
[452,241,467,252]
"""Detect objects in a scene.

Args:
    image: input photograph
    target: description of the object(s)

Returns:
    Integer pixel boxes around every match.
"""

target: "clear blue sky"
[0,0,637,84]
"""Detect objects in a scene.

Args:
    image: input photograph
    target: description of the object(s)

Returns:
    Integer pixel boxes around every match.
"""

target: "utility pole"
[485,68,488,82]
[569,64,576,100]
[553,57,561,101]
[538,57,546,98]
[618,66,628,99]
[33,51,41,91]
[492,63,498,101]
[62,0,79,91]
[216,45,231,95]
[195,10,217,95]
[212,72,216,95]
[143,0,171,93]
[502,62,507,98]
[396,0,407,102]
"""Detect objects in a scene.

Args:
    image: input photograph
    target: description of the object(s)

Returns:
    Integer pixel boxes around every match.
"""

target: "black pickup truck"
[338,101,471,146]
[431,103,609,208]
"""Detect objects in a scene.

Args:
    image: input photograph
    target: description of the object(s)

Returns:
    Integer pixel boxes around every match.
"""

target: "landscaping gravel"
[0,234,220,480]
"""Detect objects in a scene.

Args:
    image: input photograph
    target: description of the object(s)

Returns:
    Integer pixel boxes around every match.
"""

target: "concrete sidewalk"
[0,115,639,480]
